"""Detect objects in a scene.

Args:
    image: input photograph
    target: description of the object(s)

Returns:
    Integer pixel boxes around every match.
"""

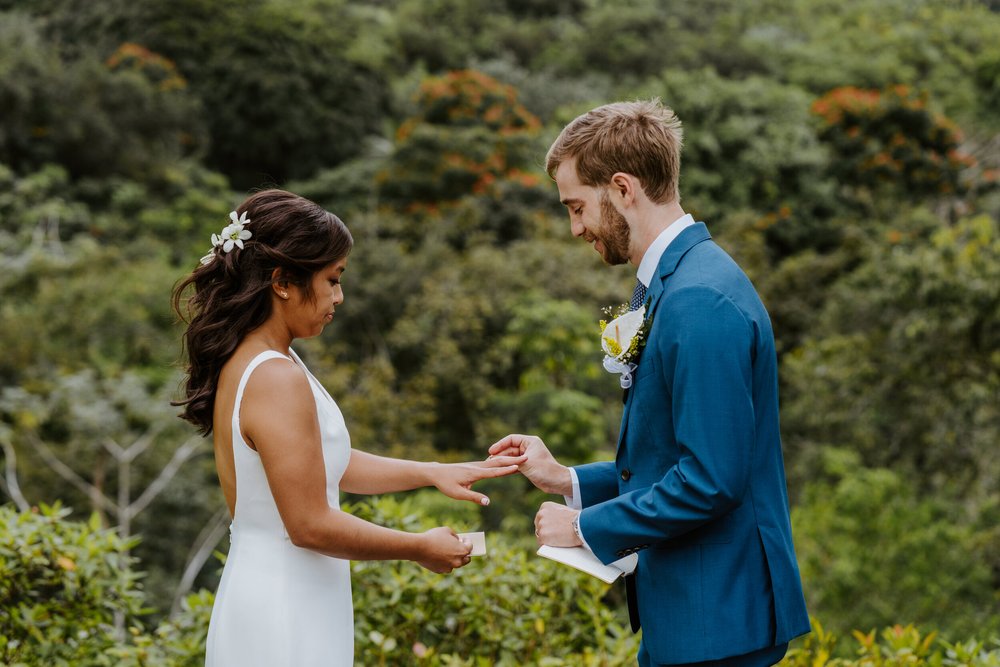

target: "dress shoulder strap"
[231,350,293,434]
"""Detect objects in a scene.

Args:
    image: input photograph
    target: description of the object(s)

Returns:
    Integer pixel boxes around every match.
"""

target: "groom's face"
[555,158,631,266]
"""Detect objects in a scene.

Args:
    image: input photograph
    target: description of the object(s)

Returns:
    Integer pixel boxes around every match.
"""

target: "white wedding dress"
[206,349,354,666]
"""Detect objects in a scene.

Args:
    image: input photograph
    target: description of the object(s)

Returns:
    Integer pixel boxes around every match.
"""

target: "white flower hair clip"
[201,211,253,265]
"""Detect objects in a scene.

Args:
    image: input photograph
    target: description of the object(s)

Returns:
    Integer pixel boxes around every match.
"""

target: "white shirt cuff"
[563,467,582,510]
[563,468,594,553]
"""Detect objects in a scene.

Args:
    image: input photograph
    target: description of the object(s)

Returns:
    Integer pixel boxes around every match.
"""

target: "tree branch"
[126,436,206,520]
[0,437,30,511]
[171,506,230,616]
[100,436,125,460]
[29,433,118,514]
[122,424,165,463]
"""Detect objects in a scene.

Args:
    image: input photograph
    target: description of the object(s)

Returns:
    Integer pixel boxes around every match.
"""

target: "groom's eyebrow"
[560,197,582,207]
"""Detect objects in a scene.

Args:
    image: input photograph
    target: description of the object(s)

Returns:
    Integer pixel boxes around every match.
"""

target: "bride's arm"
[340,450,524,505]
[241,360,471,572]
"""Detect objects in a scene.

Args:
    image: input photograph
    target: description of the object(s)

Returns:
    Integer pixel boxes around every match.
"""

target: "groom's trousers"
[637,642,788,667]
[625,572,640,633]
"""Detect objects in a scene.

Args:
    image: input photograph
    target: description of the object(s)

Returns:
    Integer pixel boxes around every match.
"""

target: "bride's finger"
[480,455,526,468]
[442,482,491,505]
[474,464,521,479]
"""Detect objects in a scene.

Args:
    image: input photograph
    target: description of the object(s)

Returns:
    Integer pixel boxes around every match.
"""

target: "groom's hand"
[487,434,572,496]
[534,502,582,548]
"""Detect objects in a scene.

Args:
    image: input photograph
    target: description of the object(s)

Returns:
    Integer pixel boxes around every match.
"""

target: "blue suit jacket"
[576,223,810,665]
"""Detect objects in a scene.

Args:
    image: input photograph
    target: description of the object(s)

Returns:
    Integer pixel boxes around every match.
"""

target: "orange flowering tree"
[811,85,975,199]
[378,70,543,210]
[105,43,187,93]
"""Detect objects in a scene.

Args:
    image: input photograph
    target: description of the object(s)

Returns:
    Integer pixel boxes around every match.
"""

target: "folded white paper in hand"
[457,532,487,557]
[537,545,638,584]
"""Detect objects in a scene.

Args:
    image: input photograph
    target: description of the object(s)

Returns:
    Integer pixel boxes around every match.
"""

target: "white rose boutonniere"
[599,302,652,389]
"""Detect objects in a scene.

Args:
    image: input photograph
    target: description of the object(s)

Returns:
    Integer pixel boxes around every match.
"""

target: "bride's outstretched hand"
[433,455,526,506]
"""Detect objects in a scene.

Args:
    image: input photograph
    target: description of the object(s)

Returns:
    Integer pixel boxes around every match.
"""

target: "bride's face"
[286,259,347,339]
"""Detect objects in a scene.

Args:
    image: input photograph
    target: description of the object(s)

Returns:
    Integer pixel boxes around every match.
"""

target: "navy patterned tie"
[629,279,647,311]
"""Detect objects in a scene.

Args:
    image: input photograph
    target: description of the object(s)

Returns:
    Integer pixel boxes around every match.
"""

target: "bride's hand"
[416,527,474,573]
[432,456,526,506]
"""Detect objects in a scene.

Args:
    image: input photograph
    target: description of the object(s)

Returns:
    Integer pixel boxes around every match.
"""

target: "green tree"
[0,13,203,180]
[791,448,998,640]
[781,214,1000,503]
[644,67,835,253]
[130,0,389,187]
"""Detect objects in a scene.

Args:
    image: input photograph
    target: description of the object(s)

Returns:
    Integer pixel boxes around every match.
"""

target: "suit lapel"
[615,223,712,453]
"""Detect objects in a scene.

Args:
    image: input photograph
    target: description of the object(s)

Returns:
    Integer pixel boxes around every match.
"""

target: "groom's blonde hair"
[545,99,683,205]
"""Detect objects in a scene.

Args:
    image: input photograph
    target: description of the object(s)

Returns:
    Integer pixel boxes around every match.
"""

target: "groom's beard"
[594,190,631,266]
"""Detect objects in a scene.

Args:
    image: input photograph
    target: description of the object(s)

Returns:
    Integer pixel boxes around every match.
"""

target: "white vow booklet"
[457,532,487,556]
[537,545,638,584]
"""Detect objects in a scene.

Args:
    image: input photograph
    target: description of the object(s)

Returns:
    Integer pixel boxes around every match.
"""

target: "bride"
[172,190,523,666]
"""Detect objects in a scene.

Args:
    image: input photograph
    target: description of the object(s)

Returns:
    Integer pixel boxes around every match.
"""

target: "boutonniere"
[599,302,652,389]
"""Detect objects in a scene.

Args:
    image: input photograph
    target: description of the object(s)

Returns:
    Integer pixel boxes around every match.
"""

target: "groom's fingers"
[487,445,522,459]
[487,449,515,459]
[488,434,525,456]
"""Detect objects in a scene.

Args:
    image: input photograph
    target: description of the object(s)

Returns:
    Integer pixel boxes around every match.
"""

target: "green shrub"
[3,501,997,666]
[0,503,144,666]
[782,619,1000,667]
[346,493,638,665]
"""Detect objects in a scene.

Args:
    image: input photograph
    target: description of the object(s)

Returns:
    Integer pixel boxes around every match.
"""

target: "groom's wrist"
[544,464,573,497]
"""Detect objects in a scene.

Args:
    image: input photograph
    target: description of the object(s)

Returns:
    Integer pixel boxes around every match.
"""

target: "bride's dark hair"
[172,189,353,434]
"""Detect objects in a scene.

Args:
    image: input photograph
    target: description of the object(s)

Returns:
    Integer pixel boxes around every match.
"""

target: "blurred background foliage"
[0,0,998,663]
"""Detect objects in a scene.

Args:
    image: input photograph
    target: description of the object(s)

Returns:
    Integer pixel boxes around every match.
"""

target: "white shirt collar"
[636,214,695,287]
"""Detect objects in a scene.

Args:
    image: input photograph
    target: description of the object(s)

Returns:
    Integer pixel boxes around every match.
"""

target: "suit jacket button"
[621,469,631,482]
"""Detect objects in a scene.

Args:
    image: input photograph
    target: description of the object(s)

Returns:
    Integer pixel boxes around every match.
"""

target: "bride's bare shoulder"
[236,347,308,396]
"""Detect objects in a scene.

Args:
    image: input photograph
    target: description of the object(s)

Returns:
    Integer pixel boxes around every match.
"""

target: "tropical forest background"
[1,0,998,665]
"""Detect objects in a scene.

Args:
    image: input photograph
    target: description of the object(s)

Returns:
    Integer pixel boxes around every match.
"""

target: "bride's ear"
[271,268,291,301]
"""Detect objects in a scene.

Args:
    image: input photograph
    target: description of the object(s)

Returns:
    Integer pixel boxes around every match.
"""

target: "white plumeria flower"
[220,210,252,252]
[198,211,252,267]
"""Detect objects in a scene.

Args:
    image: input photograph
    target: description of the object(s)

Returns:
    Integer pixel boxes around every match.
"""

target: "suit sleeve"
[579,286,756,564]
[573,461,619,508]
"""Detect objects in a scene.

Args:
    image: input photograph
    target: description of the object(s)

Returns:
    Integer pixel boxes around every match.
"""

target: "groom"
[490,100,810,667]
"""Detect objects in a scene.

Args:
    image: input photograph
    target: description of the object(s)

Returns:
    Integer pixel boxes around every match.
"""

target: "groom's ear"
[610,172,638,207]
